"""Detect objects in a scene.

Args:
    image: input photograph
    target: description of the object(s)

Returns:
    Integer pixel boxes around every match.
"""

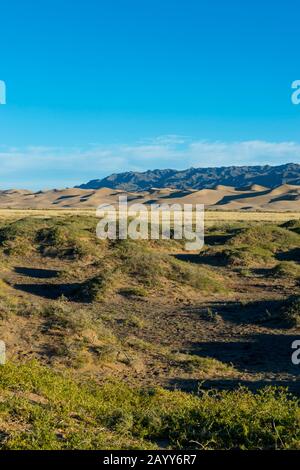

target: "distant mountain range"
[77,163,300,191]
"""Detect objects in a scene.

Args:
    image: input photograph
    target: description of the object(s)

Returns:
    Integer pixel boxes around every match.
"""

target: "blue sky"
[0,0,299,189]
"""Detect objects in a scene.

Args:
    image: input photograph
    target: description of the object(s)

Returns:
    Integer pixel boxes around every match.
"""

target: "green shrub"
[0,362,299,450]
[113,240,165,287]
[112,239,223,292]
[167,258,223,291]
[228,224,300,251]
[264,297,300,327]
[283,297,300,327]
[122,313,146,328]
[282,219,300,235]
[37,218,99,259]
[77,269,117,302]
[0,216,100,259]
[119,286,148,297]
[0,218,47,255]
[201,224,300,268]
[168,353,232,374]
[42,301,94,333]
[272,262,300,280]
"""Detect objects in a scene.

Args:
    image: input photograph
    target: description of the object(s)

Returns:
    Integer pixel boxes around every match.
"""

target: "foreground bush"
[260,296,300,328]
[283,297,300,327]
[201,224,300,267]
[0,362,299,450]
[0,216,101,259]
[272,261,300,280]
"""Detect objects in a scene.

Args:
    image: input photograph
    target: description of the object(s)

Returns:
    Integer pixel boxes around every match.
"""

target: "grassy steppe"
[0,211,299,449]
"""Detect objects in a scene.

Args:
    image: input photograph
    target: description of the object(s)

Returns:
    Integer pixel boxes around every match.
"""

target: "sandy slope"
[0,184,299,211]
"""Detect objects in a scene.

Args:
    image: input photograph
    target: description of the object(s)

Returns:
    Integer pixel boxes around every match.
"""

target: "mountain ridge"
[77,163,300,191]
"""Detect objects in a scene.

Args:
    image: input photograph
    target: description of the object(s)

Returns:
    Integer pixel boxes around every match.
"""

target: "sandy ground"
[0,184,299,211]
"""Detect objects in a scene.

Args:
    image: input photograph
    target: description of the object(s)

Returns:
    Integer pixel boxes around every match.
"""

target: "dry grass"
[205,211,300,225]
[0,208,299,224]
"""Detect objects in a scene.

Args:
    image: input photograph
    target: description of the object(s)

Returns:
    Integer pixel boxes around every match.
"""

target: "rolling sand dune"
[0,185,299,211]
[246,184,269,191]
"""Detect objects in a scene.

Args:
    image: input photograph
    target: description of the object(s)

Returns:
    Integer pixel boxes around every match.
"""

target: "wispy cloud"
[0,138,299,190]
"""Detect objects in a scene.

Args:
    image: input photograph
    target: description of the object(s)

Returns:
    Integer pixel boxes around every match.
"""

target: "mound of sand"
[249,184,269,191]
[0,184,299,212]
[213,185,236,191]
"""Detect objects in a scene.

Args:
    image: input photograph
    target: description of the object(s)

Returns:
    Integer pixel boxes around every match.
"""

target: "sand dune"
[0,184,299,211]
[248,184,269,191]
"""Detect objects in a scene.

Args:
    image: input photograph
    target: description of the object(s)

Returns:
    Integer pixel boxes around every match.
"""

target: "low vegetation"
[201,223,300,268]
[282,219,300,235]
[0,213,299,450]
[262,296,300,328]
[0,362,299,450]
[283,297,300,327]
[272,261,300,280]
